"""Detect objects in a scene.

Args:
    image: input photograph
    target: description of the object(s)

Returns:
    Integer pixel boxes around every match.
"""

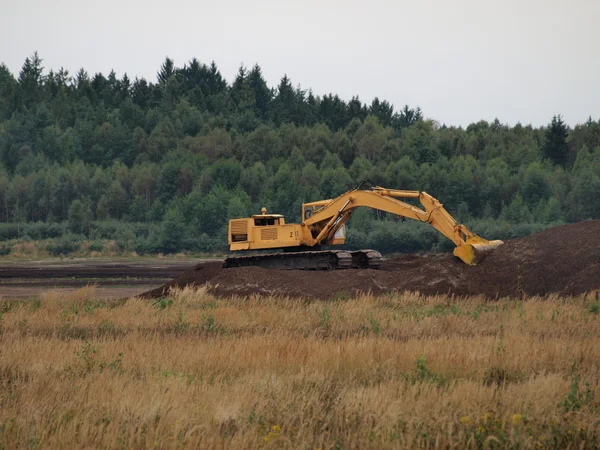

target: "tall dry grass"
[1,287,600,448]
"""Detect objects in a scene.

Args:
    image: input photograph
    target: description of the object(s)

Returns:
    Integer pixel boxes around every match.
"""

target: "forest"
[0,52,599,256]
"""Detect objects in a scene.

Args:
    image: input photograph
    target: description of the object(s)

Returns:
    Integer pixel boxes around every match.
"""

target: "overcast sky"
[1,0,598,127]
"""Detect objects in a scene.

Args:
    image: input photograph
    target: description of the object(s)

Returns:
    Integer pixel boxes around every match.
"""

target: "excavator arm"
[225,181,502,269]
[303,183,503,266]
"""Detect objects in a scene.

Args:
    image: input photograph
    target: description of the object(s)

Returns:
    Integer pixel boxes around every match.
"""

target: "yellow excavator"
[224,181,503,269]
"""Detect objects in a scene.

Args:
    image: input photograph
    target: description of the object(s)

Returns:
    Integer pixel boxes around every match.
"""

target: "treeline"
[0,52,599,255]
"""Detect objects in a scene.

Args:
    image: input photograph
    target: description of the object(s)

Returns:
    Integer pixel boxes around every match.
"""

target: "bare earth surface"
[1,221,598,300]
[0,259,199,299]
[142,220,600,299]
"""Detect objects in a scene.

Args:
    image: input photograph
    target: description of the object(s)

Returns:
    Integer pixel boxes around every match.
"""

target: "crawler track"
[223,249,382,270]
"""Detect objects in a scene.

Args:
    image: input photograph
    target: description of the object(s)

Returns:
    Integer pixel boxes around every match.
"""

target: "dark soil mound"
[141,221,600,299]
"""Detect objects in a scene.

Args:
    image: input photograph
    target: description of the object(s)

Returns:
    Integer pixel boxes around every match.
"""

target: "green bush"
[134,234,163,255]
[47,234,81,256]
[0,242,11,255]
[89,240,104,252]
[0,223,22,240]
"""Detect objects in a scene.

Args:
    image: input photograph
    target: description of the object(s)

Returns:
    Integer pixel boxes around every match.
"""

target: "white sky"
[1,0,598,126]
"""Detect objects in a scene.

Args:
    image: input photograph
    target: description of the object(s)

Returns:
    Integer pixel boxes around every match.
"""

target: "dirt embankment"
[141,221,600,299]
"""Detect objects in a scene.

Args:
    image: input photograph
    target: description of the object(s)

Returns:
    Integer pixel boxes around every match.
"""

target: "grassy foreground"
[1,288,600,449]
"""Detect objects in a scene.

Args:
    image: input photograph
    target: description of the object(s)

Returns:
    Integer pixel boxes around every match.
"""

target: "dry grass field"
[1,287,600,449]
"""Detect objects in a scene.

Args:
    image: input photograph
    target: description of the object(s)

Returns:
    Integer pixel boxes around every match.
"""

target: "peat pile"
[141,220,600,299]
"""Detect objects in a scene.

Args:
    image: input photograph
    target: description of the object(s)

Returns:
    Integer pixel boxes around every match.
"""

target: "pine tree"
[305,89,319,125]
[91,73,107,99]
[74,68,93,100]
[75,68,88,89]
[229,64,258,122]
[394,105,423,129]
[18,52,44,107]
[247,64,271,119]
[45,70,58,97]
[543,115,569,166]
[347,96,366,122]
[369,97,394,127]
[0,63,17,120]
[157,57,175,84]
[207,61,227,95]
[319,94,348,130]
[270,75,296,125]
[180,57,208,98]
[230,64,248,105]
[56,68,71,88]
[131,77,151,108]
[119,73,131,100]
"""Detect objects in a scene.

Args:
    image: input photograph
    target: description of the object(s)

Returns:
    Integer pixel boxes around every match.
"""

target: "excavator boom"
[225,182,503,269]
[302,183,503,265]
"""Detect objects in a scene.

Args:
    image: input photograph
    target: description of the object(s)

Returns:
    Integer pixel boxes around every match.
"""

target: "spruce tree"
[18,52,44,106]
[157,57,175,84]
[207,61,227,95]
[0,64,17,120]
[271,75,295,125]
[248,64,271,119]
[181,57,203,89]
[543,115,569,166]
[230,65,247,100]
[347,96,366,122]
[369,97,394,127]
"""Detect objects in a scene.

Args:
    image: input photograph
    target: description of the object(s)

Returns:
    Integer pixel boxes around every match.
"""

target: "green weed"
[560,374,595,413]
[153,297,174,310]
[318,306,331,330]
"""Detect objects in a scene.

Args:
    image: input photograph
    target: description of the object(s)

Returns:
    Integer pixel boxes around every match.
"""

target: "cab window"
[304,206,313,220]
[254,218,277,226]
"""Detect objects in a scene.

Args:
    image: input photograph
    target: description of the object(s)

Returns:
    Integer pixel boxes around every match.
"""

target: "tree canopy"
[0,53,598,254]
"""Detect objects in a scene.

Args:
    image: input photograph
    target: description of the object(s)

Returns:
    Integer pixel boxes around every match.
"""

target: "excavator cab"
[302,201,327,221]
[228,207,305,251]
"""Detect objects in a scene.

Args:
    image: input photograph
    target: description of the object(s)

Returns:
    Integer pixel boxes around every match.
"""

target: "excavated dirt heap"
[142,220,600,299]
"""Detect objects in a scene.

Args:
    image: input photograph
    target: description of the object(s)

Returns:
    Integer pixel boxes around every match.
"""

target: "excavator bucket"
[453,237,504,266]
